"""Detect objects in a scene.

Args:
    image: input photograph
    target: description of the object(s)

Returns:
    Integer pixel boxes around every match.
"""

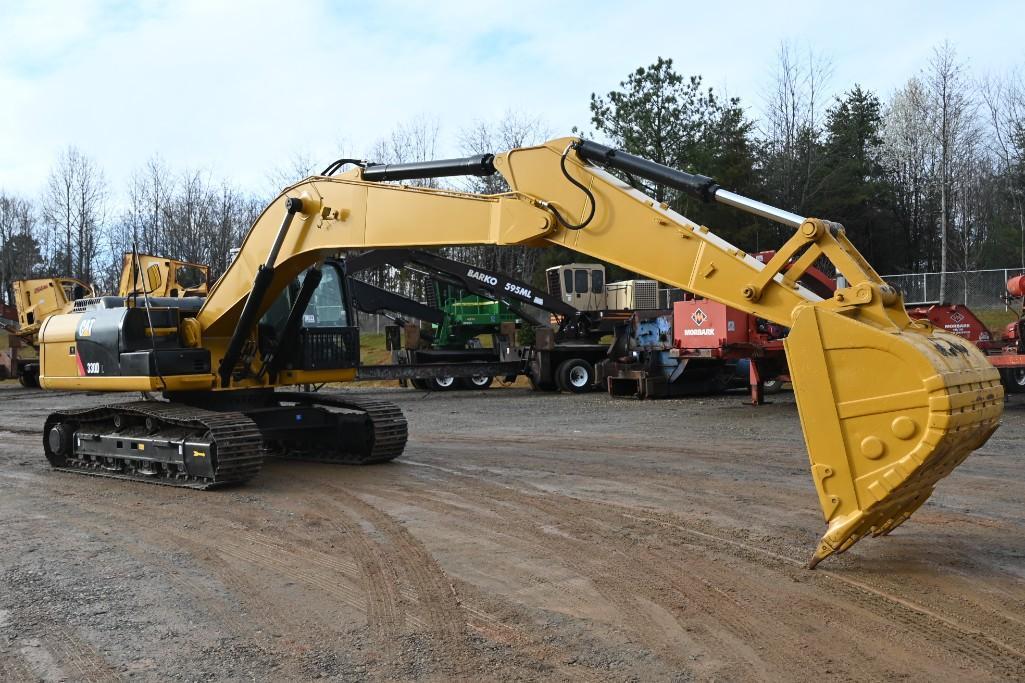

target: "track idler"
[786,305,1003,567]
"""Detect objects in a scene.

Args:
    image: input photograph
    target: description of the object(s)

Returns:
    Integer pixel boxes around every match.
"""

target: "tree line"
[2,40,1023,308]
[583,43,1025,302]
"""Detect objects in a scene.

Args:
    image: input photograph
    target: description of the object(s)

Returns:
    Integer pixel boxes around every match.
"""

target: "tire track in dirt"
[15,489,321,678]
[453,441,1025,668]
[398,459,1025,680]
[578,498,1025,680]
[1,577,123,682]
[40,627,122,683]
[372,476,820,680]
[410,434,1025,667]
[59,465,597,681]
[31,470,505,679]
[0,646,36,682]
[15,484,374,676]
[211,487,414,676]
[277,472,603,681]
[277,472,479,679]
[0,510,125,683]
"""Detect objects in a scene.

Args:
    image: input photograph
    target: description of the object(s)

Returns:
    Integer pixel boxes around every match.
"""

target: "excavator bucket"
[785,306,1003,567]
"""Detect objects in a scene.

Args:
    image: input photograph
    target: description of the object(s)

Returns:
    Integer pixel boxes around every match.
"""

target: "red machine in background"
[905,275,1025,392]
[600,252,835,403]
[904,304,998,350]
[671,298,790,402]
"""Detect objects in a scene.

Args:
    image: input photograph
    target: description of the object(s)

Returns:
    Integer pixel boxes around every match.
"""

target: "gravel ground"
[0,381,1023,681]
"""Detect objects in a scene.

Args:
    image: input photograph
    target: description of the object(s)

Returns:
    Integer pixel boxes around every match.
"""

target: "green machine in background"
[426,284,520,351]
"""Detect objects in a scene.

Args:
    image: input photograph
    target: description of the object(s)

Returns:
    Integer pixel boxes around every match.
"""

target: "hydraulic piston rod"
[574,140,804,228]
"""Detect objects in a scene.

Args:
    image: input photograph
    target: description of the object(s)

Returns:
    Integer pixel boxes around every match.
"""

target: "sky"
[1,0,1022,201]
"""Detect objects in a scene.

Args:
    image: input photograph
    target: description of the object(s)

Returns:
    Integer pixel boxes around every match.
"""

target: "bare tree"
[40,147,107,284]
[924,41,980,300]
[265,150,319,197]
[358,117,444,298]
[0,193,41,305]
[880,77,940,271]
[367,116,442,189]
[981,69,1025,268]
[760,42,833,215]
[454,111,552,282]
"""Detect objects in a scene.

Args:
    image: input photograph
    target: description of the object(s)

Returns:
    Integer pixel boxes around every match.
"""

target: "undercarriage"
[43,391,408,489]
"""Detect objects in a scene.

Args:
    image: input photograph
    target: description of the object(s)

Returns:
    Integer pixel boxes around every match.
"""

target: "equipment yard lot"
[1,384,1023,681]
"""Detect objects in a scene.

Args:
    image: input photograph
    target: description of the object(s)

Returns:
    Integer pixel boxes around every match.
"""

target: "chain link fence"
[881,268,1025,311]
[656,269,1025,313]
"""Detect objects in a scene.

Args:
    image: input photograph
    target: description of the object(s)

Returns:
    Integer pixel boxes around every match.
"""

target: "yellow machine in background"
[14,277,94,337]
[12,276,95,386]
[118,252,209,298]
[36,137,1002,567]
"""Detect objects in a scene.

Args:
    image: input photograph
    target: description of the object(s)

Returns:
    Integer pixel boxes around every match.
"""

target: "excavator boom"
[38,137,1003,565]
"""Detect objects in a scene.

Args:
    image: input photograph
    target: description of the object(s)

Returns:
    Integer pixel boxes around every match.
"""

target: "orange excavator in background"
[32,137,1002,567]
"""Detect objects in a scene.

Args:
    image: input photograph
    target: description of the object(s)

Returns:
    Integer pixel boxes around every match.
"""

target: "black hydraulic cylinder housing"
[361,154,496,182]
[574,140,720,203]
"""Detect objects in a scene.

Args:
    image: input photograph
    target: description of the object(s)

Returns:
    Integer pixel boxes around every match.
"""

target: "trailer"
[596,303,788,402]
[346,250,620,393]
[904,283,1025,393]
[594,252,836,402]
[337,266,526,390]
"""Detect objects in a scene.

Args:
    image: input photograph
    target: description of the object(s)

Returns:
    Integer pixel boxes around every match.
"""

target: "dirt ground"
[0,381,1023,682]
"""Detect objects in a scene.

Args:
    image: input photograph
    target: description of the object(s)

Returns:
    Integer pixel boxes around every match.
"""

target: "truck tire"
[555,358,594,393]
[459,375,493,390]
[428,376,457,391]
[1001,368,1025,394]
[19,368,38,388]
[410,378,430,391]
[762,378,784,394]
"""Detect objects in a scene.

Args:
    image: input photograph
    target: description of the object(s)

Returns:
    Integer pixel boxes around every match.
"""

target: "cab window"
[563,269,573,294]
[176,265,206,289]
[574,269,589,295]
[591,269,604,293]
[301,266,347,327]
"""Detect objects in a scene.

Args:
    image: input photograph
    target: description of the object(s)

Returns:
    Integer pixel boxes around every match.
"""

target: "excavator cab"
[256,260,360,378]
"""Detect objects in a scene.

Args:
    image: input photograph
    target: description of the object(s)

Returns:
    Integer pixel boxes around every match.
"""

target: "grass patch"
[359,333,391,365]
[975,309,1019,333]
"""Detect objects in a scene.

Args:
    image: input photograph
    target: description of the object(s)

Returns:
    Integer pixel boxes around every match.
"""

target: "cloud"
[1,0,1021,203]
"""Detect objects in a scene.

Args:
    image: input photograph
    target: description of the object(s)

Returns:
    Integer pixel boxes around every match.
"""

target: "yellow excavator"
[12,276,95,386]
[35,138,1002,567]
[10,255,206,386]
[118,252,210,298]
